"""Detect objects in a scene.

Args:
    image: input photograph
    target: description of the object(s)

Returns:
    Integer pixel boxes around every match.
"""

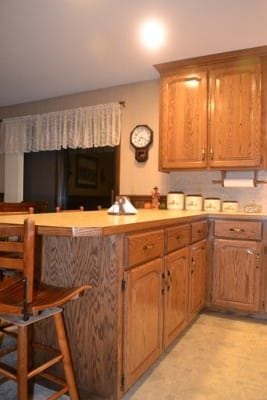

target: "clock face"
[130,125,153,149]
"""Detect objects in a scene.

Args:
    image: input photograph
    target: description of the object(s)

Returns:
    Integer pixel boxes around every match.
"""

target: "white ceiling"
[1,0,267,107]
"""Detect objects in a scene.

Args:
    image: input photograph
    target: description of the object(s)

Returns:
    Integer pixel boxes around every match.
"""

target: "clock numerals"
[130,125,153,162]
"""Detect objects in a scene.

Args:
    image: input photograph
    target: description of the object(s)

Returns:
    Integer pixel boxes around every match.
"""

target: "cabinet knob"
[201,148,206,161]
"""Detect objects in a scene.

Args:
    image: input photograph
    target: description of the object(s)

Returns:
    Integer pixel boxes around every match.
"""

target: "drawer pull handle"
[143,244,154,250]
[229,228,245,233]
[176,234,184,240]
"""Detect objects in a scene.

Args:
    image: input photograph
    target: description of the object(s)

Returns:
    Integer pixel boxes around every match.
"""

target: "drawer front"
[191,220,208,243]
[166,224,190,253]
[126,230,164,266]
[214,220,262,240]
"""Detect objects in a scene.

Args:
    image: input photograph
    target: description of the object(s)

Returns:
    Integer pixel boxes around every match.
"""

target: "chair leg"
[53,311,79,400]
[17,325,28,400]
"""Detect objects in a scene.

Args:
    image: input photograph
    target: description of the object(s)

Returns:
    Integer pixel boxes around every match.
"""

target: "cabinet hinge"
[121,373,125,388]
[121,279,126,291]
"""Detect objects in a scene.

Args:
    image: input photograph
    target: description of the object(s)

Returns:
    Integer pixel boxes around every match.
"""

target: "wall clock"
[130,124,153,162]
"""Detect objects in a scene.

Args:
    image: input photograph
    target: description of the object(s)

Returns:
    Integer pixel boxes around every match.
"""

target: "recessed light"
[139,19,166,50]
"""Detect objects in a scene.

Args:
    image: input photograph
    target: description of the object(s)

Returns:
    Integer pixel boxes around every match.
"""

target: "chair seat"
[0,279,91,317]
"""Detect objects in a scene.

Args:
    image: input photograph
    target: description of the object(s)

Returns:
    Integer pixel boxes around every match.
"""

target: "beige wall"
[0,79,169,199]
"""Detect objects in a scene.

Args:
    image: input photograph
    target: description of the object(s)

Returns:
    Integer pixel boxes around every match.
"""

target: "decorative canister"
[204,197,221,212]
[222,200,239,212]
[185,194,203,211]
[167,192,184,210]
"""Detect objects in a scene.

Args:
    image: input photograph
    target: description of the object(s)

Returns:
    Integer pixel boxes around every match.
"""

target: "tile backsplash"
[169,170,267,212]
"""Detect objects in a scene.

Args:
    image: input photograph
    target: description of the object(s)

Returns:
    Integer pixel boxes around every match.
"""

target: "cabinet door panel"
[212,239,261,311]
[209,63,261,168]
[123,258,164,390]
[164,247,189,347]
[160,72,207,169]
[189,239,207,321]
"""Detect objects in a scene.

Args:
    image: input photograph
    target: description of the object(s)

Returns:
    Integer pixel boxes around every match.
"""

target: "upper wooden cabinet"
[155,46,267,171]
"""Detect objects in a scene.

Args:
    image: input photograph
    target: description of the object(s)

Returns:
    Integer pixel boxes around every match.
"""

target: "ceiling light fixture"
[139,19,166,50]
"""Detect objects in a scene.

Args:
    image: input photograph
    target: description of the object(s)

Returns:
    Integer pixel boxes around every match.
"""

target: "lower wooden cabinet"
[122,221,208,393]
[164,246,189,348]
[212,239,262,312]
[123,258,164,390]
[188,239,207,321]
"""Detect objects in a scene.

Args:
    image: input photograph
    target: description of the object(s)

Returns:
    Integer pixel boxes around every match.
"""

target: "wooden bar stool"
[0,218,92,399]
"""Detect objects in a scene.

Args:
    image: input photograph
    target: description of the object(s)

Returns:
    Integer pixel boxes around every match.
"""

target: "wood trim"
[154,45,267,75]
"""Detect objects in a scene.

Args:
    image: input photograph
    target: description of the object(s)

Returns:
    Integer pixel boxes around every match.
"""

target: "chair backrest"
[56,206,84,212]
[0,201,47,213]
[0,219,35,305]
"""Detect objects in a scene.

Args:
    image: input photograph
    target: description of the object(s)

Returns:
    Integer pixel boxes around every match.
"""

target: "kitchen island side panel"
[38,234,124,399]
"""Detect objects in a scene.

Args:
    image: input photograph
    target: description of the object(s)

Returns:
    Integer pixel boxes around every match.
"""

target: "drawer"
[191,220,208,243]
[214,220,262,240]
[126,229,164,267]
[166,224,190,253]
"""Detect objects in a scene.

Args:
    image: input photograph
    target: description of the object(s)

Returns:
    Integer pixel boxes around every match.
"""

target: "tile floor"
[1,312,267,399]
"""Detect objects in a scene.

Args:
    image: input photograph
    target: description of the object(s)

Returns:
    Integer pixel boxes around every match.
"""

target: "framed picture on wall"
[75,155,98,188]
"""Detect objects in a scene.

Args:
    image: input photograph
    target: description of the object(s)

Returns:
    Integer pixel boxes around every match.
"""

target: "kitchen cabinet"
[188,239,207,321]
[123,257,164,391]
[212,220,262,312]
[155,46,267,171]
[164,224,190,348]
[123,220,208,392]
[123,229,164,390]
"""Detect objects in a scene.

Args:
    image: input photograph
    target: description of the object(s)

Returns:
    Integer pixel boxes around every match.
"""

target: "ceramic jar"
[167,192,184,210]
[185,194,203,211]
[204,197,221,212]
[222,200,239,212]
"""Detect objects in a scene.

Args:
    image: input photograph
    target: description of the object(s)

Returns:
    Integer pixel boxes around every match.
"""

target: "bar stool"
[0,218,92,399]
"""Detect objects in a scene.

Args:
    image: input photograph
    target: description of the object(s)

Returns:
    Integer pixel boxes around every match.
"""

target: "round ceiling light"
[139,19,166,50]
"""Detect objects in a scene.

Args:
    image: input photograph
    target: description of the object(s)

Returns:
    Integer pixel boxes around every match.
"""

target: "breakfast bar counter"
[0,209,266,399]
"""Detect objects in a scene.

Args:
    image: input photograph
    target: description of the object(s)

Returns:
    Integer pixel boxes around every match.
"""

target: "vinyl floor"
[123,312,267,400]
[1,312,267,399]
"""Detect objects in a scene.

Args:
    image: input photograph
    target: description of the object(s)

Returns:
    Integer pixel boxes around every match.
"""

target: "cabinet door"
[212,239,261,312]
[164,247,189,348]
[209,62,261,168]
[159,71,207,170]
[123,258,164,390]
[189,239,207,321]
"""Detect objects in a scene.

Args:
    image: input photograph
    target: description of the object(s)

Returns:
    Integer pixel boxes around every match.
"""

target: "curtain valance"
[0,102,122,154]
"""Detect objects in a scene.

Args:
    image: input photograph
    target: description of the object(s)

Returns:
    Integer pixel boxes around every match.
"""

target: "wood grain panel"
[214,220,262,240]
[35,234,124,399]
[166,223,190,253]
[209,62,262,168]
[212,239,262,312]
[159,71,207,170]
[126,230,164,267]
[123,258,164,390]
[191,220,208,243]
[164,247,189,347]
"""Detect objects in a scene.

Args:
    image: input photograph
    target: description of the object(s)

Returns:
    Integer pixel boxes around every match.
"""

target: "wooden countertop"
[0,209,266,237]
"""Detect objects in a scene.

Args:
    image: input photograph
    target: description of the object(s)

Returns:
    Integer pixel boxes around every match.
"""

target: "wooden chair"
[56,206,84,212]
[0,218,91,399]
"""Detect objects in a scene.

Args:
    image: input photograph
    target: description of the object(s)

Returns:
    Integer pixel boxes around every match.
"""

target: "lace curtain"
[0,102,122,154]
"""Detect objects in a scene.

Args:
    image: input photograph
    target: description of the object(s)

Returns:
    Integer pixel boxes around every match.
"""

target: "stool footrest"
[28,354,63,379]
